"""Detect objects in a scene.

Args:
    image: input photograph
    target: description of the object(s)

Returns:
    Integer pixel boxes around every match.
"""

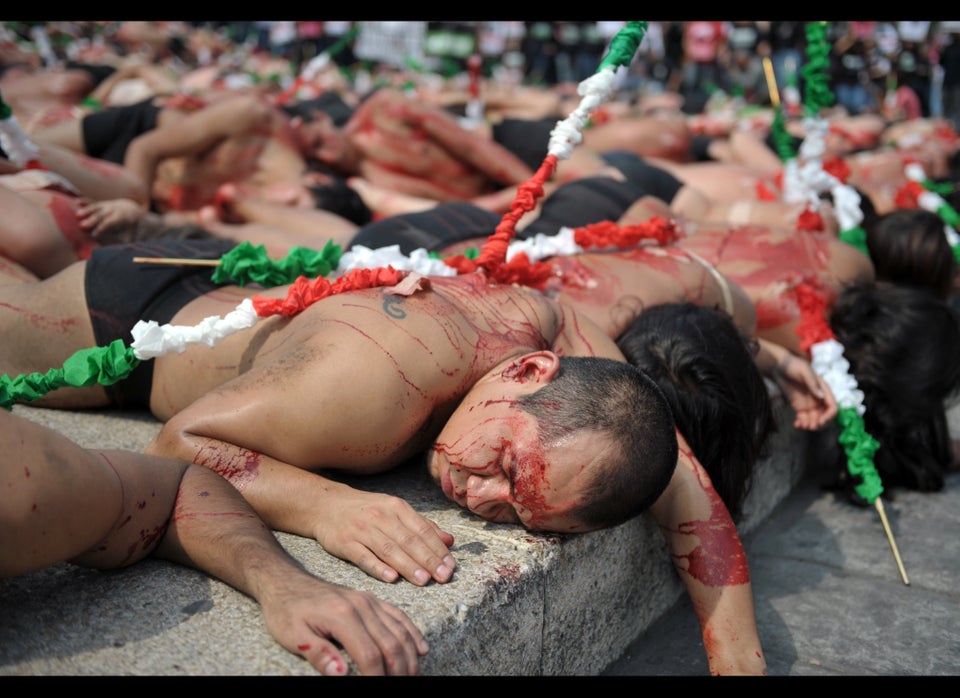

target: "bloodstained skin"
[685,226,839,333]
[667,443,750,588]
[0,299,80,333]
[0,257,37,283]
[194,442,262,491]
[434,408,581,529]
[44,191,96,259]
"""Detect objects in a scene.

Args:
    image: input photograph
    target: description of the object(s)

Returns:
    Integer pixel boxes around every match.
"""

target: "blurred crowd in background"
[4,20,960,129]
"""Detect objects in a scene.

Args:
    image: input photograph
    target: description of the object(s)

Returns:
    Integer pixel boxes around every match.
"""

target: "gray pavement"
[604,456,960,675]
[2,399,958,677]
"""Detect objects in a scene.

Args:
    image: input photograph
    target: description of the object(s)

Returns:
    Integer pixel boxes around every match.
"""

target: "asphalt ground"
[603,449,960,677]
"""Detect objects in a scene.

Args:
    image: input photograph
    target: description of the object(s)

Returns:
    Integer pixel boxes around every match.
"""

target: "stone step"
[1,393,807,676]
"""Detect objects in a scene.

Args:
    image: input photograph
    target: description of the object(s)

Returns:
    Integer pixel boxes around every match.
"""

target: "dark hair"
[821,185,879,233]
[830,282,960,495]
[305,173,373,226]
[516,355,678,530]
[616,303,775,520]
[865,208,957,300]
[281,92,355,126]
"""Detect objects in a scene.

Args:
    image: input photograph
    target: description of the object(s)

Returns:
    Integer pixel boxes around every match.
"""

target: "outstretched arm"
[649,432,767,676]
[145,369,457,588]
[0,409,427,676]
[156,461,429,676]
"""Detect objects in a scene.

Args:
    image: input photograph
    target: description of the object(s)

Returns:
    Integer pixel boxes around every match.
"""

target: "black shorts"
[81,97,163,164]
[85,238,238,407]
[688,134,717,162]
[598,150,684,204]
[64,61,117,89]
[491,117,555,171]
[349,202,501,255]
[519,176,648,238]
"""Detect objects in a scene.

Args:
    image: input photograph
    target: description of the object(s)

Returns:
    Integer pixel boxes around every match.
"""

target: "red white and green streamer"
[0,21,651,410]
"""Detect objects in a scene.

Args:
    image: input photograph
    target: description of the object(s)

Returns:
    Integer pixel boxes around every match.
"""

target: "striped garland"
[0,21,653,409]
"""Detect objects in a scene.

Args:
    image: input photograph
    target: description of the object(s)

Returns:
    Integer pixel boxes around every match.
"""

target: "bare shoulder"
[553,298,625,361]
[829,235,875,282]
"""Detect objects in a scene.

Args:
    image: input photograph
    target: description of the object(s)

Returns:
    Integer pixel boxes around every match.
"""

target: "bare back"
[151,272,619,473]
[545,246,756,339]
[675,225,874,353]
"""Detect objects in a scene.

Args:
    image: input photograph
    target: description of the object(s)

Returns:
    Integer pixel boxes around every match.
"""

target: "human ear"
[501,351,561,384]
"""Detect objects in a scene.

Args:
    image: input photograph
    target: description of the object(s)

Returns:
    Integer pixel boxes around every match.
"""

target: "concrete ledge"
[1,391,807,676]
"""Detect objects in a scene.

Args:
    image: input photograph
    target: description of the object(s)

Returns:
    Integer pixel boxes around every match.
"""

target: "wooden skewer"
[133,257,221,267]
[874,498,910,586]
[762,56,781,109]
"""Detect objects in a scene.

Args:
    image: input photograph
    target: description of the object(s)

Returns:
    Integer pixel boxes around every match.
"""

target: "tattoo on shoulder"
[383,295,406,319]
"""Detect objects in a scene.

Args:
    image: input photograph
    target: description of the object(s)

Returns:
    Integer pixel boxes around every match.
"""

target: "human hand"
[259,569,429,676]
[771,352,838,430]
[313,485,457,586]
[75,197,146,237]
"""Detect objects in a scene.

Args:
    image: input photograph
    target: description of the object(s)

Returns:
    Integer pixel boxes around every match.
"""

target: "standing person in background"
[725,22,771,106]
[830,21,883,115]
[938,23,960,132]
[893,21,934,118]
[677,20,731,115]
[521,21,559,86]
[768,21,806,114]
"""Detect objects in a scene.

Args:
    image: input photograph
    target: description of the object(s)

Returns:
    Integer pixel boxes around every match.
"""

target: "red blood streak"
[0,300,79,332]
[46,192,95,259]
[125,523,167,561]
[195,444,262,491]
[0,258,36,282]
[669,446,750,587]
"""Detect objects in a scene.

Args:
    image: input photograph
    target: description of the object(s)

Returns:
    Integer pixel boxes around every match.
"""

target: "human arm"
[360,89,535,187]
[649,433,767,676]
[155,462,429,676]
[755,337,837,430]
[0,405,427,676]
[85,58,180,107]
[13,142,150,206]
[123,94,275,207]
[724,129,784,171]
[145,361,457,588]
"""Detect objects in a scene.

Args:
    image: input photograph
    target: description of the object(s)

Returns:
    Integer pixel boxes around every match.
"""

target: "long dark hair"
[865,208,957,300]
[831,281,960,495]
[615,302,775,521]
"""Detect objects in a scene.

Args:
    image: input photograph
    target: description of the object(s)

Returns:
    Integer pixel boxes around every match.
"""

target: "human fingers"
[305,592,424,676]
[297,638,353,676]
[262,577,422,676]
[314,492,456,585]
[343,595,427,675]
[814,376,838,425]
[76,206,110,235]
[339,508,457,586]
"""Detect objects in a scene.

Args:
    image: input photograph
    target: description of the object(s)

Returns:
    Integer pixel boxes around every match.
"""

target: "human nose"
[465,474,514,522]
